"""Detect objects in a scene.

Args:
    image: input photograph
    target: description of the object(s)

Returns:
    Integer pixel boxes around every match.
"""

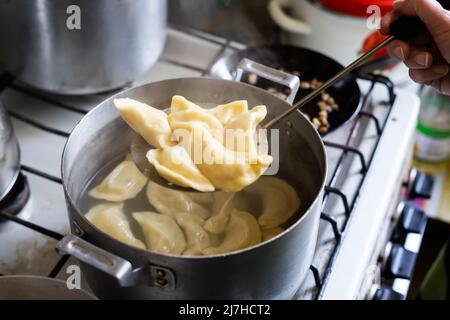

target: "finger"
[403,47,433,69]
[387,40,410,61]
[409,63,450,83]
[430,33,450,64]
[380,11,398,35]
[393,0,450,40]
[431,76,450,95]
[391,0,418,16]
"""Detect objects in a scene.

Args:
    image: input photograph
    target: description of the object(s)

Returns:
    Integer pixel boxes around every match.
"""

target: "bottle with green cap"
[415,86,450,163]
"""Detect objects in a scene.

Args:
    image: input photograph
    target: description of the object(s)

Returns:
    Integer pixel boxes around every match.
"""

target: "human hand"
[380,0,450,94]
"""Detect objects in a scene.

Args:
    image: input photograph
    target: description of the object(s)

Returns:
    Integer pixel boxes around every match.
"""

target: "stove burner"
[0,173,30,219]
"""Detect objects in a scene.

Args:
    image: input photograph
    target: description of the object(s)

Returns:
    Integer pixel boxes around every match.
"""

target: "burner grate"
[0,173,30,216]
[0,26,396,298]
[315,74,395,298]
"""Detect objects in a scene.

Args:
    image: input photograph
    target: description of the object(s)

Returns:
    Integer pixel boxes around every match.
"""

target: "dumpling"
[247,177,300,229]
[85,203,145,249]
[171,95,204,113]
[203,209,261,255]
[204,192,251,234]
[194,126,273,191]
[189,192,214,206]
[114,98,173,149]
[133,211,186,255]
[224,105,267,162]
[175,212,210,256]
[169,109,223,146]
[169,109,223,133]
[171,96,248,127]
[88,158,148,202]
[146,181,211,219]
[203,192,234,234]
[262,227,284,241]
[169,97,224,146]
[208,232,222,247]
[169,111,273,191]
[208,100,248,126]
[146,145,215,192]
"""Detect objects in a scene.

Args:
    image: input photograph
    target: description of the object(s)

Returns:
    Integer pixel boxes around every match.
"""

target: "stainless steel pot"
[0,275,96,300]
[0,101,20,203]
[0,0,167,94]
[58,62,327,299]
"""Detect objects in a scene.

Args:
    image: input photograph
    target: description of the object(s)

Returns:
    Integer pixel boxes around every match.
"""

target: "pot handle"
[268,0,312,35]
[56,234,134,286]
[235,58,300,104]
[57,234,177,289]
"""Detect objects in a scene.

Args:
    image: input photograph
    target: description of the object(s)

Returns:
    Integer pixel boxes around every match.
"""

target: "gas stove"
[0,26,428,299]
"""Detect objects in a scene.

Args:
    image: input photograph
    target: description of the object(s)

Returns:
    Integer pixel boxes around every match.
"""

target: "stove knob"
[372,285,405,300]
[392,202,428,243]
[384,243,418,279]
[399,202,427,234]
[407,169,434,199]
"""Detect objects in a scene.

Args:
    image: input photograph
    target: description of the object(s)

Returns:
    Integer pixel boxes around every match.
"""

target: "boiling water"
[78,152,305,252]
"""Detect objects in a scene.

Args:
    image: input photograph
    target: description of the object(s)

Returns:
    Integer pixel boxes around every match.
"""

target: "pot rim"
[61,77,328,260]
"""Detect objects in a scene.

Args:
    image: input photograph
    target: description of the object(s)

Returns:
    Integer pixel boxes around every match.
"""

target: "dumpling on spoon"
[172,96,248,126]
[146,145,215,192]
[169,109,223,133]
[146,181,211,219]
[133,211,186,255]
[171,95,204,113]
[209,100,248,126]
[247,176,300,229]
[85,203,145,249]
[169,96,225,144]
[88,157,147,202]
[203,209,261,255]
[116,95,272,193]
[193,125,273,192]
[114,98,173,149]
[224,105,267,162]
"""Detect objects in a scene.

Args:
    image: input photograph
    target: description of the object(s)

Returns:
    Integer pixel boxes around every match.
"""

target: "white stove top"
[0,27,421,299]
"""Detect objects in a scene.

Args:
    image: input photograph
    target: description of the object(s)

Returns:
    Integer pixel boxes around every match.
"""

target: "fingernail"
[432,64,449,75]
[415,53,429,67]
[393,46,405,60]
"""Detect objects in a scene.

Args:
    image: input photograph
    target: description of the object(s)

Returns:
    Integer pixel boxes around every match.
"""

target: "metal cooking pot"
[0,101,20,203]
[0,275,96,300]
[57,62,327,299]
[0,0,167,94]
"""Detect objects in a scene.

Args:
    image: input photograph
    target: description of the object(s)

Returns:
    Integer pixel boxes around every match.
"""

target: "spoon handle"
[262,36,394,129]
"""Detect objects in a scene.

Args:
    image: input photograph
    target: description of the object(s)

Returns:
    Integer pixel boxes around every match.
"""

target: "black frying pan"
[210,45,361,136]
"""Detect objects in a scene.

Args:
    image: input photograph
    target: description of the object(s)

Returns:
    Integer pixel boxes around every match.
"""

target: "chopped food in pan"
[245,71,339,134]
